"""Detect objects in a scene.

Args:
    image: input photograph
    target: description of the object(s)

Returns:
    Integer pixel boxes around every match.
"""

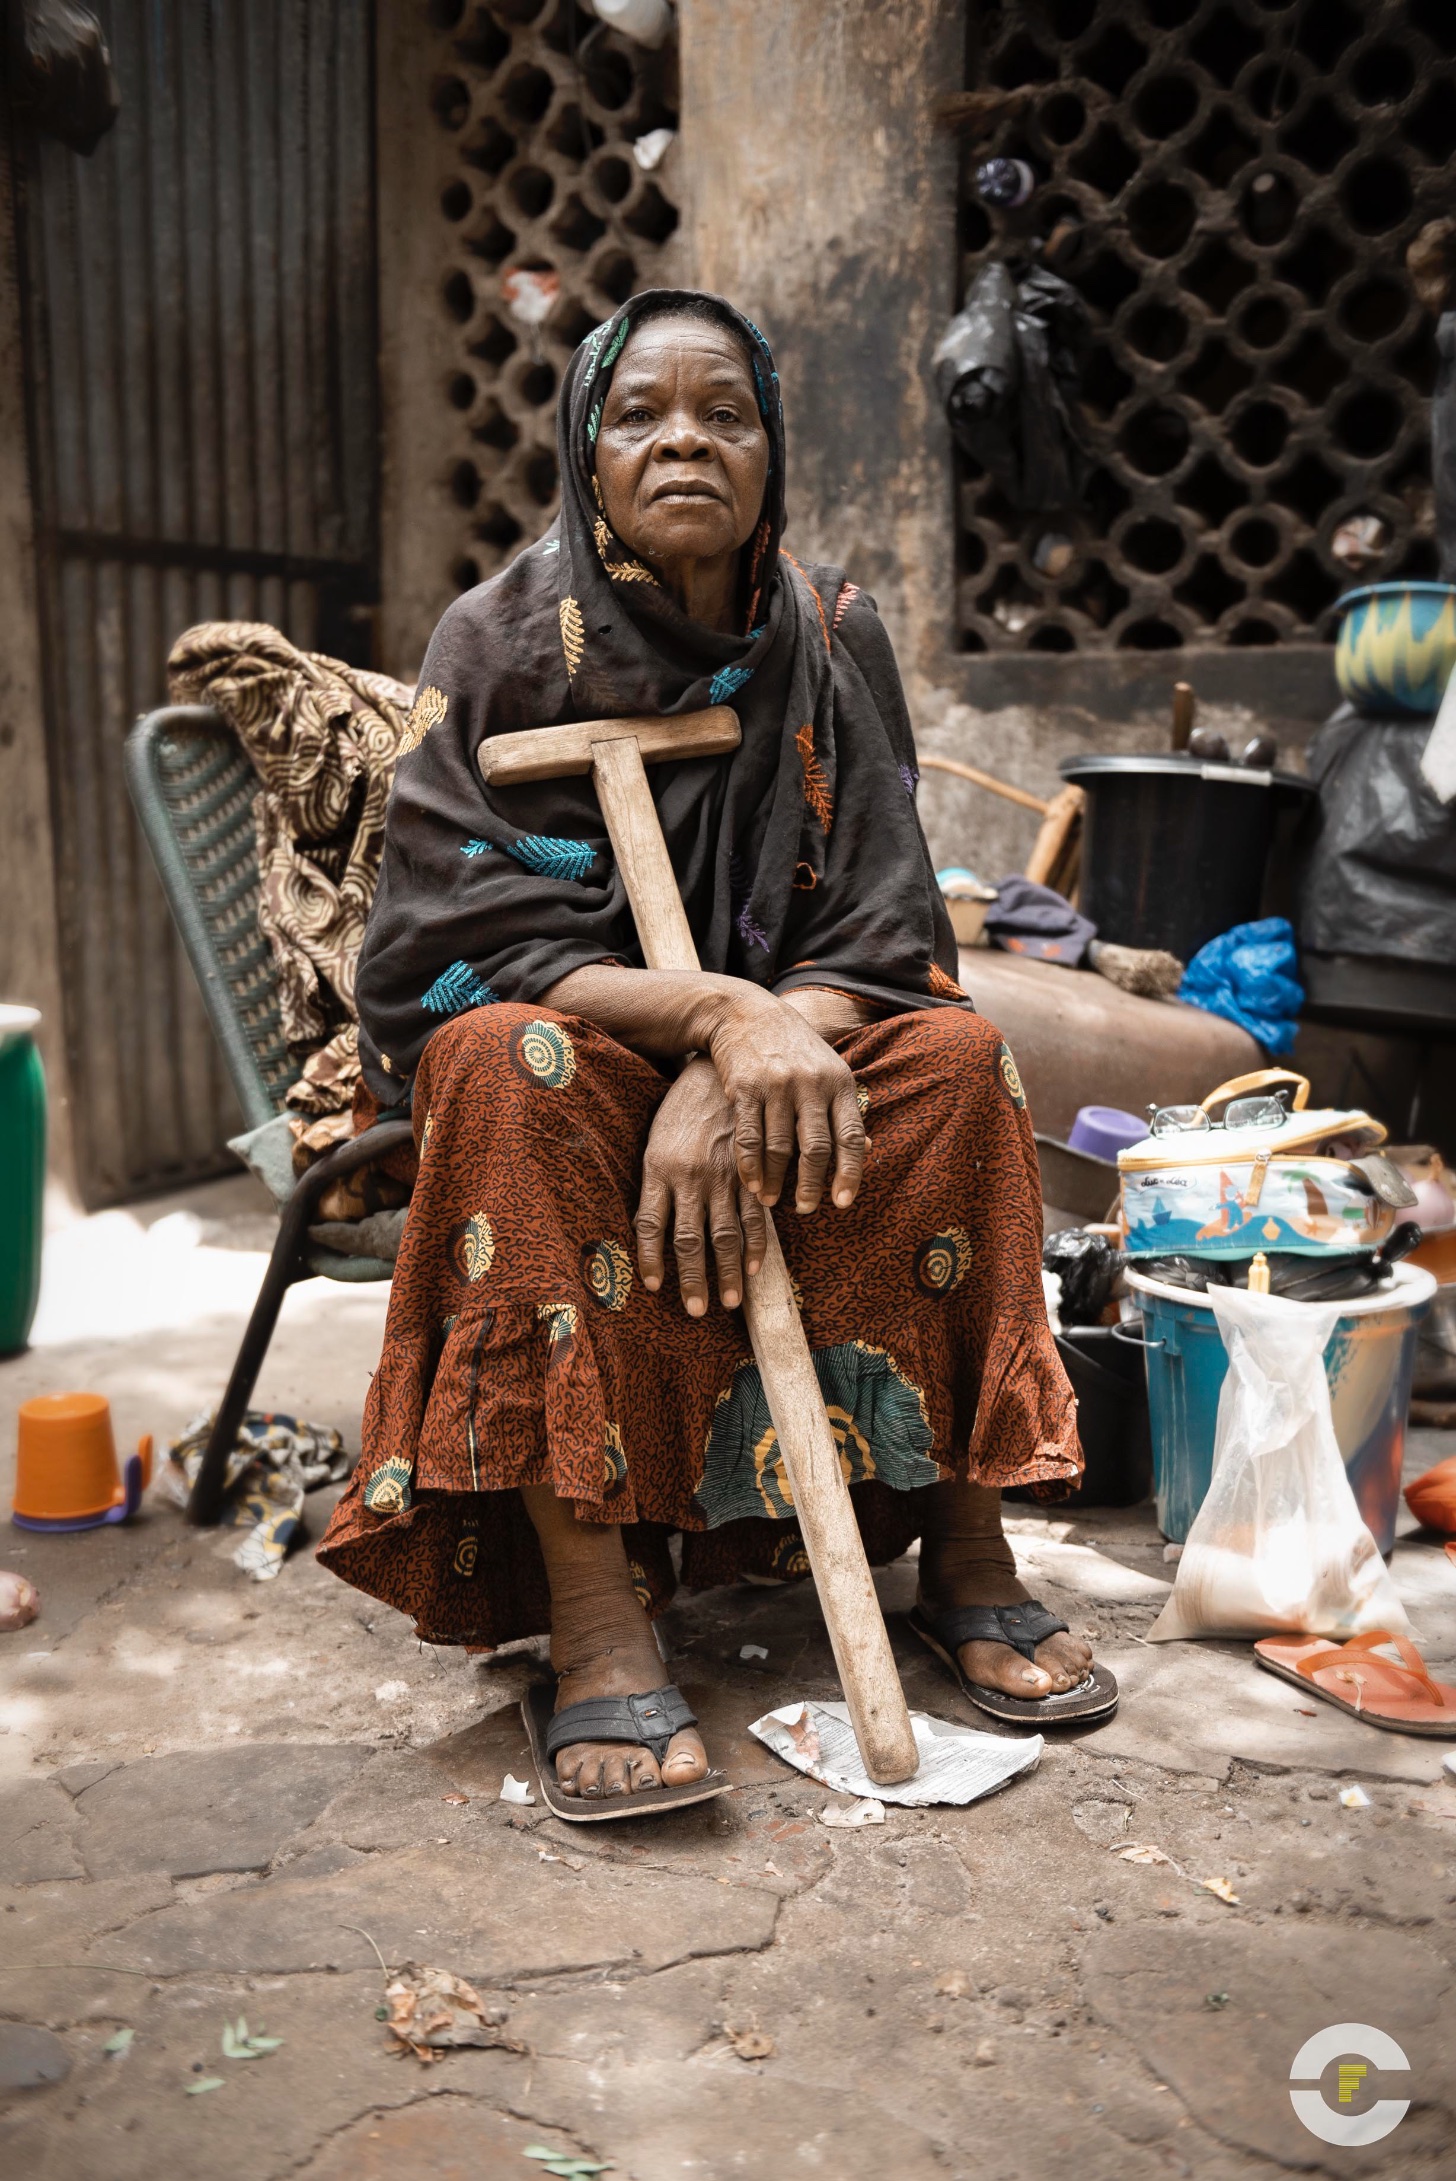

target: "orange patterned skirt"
[317,1002,1078,1646]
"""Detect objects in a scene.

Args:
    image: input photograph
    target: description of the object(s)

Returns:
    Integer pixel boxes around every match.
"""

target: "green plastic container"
[0,1005,46,1356]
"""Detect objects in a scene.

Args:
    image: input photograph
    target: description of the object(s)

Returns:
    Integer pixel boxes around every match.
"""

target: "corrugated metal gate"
[16,0,378,1204]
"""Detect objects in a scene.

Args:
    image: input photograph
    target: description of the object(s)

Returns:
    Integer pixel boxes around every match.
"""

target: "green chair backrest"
[124,706,293,1132]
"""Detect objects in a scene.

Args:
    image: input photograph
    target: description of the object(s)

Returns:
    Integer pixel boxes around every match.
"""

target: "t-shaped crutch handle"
[479,707,919,1786]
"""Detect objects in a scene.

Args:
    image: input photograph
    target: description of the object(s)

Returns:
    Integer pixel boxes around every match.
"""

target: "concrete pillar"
[675,0,963,686]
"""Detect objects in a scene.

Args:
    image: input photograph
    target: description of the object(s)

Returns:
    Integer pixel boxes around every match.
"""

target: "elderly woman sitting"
[319,289,1115,1817]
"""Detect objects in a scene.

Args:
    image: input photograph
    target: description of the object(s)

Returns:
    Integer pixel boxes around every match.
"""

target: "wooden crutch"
[479,706,919,1786]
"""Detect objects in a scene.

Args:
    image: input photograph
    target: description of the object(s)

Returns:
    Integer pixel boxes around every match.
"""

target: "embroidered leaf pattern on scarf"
[796,721,835,834]
[460,838,493,856]
[399,683,448,755]
[422,961,497,1016]
[509,835,595,882]
[710,663,754,704]
[558,596,585,677]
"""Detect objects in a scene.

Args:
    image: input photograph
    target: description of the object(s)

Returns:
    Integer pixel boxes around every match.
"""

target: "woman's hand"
[706,986,867,1217]
[636,1059,768,1316]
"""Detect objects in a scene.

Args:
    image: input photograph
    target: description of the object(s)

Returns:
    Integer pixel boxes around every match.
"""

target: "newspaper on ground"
[749,1700,1042,1807]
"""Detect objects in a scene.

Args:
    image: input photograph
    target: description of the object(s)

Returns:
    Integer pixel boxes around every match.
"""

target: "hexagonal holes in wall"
[469,313,518,369]
[1082,22,1148,95]
[1350,41,1415,109]
[545,103,604,164]
[1120,515,1187,574]
[1278,224,1355,303]
[1133,72,1200,140]
[1341,157,1414,237]
[454,9,511,72]
[1177,452,1248,526]
[501,62,554,124]
[1179,338,1255,415]
[1181,238,1258,311]
[1235,292,1291,351]
[1127,180,1198,259]
[1082,343,1136,418]
[1266,547,1340,621]
[450,458,483,509]
[466,211,517,266]
[1280,95,1358,176]
[447,371,478,411]
[1270,451,1342,522]
[1187,106,1257,187]
[1227,514,1282,567]
[1038,90,1088,146]
[1065,560,1130,630]
[1334,386,1404,459]
[1339,276,1409,344]
[1118,616,1186,649]
[593,250,639,307]
[441,179,473,223]
[472,400,518,451]
[1274,329,1347,406]
[624,183,680,244]
[1174,553,1247,621]
[1402,80,1456,165]
[1229,399,1291,466]
[1076,249,1141,316]
[464,116,518,176]
[515,359,557,406]
[991,33,1059,89]
[443,269,477,323]
[550,193,607,253]
[1124,300,1189,362]
[1120,401,1192,476]
[1189,6,1263,88]
[1070,123,1140,199]
[508,163,556,219]
[580,38,639,109]
[475,503,524,550]
[1241,170,1299,246]
[1295,0,1361,72]
[523,449,560,505]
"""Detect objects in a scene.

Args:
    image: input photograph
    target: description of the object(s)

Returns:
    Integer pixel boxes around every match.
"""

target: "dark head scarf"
[355,288,964,1098]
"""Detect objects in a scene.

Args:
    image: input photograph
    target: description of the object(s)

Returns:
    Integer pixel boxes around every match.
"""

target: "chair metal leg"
[186,1118,416,1525]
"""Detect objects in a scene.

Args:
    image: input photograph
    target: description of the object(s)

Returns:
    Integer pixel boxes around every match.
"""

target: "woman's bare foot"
[919,1478,1093,1700]
[523,1484,708,1799]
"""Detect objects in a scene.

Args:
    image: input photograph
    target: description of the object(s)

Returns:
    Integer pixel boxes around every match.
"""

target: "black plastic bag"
[1042,1227,1120,1326]
[1139,1223,1421,1303]
[1295,703,1456,967]
[933,262,1090,512]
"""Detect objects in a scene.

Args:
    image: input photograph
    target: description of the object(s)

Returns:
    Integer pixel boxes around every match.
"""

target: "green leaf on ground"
[186,2077,226,2095]
[103,2029,134,2056]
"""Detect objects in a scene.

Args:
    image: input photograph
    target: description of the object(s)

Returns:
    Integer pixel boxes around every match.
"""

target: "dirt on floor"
[1,1178,1454,2180]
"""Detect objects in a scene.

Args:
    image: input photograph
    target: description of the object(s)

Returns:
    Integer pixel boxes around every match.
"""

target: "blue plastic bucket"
[1125,1264,1435,1550]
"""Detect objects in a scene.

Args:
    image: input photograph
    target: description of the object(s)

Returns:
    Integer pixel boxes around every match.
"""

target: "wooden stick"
[590,732,919,1786]
[918,753,1049,815]
[1171,682,1195,752]
[1023,783,1085,888]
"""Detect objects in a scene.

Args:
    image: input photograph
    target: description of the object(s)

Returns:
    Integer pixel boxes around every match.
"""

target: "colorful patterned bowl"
[1334,581,1456,716]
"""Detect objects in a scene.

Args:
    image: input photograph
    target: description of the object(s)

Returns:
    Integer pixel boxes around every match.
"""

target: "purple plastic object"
[1067,1105,1146,1162]
[11,1451,144,1534]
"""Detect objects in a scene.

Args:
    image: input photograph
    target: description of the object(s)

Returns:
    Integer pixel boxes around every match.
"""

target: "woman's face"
[594,315,770,572]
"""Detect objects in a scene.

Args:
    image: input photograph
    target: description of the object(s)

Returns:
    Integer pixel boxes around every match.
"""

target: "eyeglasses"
[1148,1095,1289,1138]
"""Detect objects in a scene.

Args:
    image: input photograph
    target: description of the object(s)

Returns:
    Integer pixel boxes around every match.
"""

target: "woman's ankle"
[918,1478,1026,1608]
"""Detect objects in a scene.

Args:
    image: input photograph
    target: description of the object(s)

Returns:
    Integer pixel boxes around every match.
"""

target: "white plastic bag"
[1147,1285,1410,1642]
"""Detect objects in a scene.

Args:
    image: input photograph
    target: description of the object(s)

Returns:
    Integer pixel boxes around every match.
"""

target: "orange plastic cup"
[12,1393,152,1532]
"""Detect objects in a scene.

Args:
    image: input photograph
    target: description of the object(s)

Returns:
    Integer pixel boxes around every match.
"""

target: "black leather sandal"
[908,1599,1119,1725]
[522,1681,730,1822]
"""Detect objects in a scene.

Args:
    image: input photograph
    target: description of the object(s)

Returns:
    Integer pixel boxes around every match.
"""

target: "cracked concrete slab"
[0,1779,82,1884]
[73,1743,374,1880]
[88,1836,780,1981]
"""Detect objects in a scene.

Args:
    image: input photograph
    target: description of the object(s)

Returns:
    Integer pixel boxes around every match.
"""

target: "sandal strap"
[544,1685,698,1765]
[1297,1630,1442,1704]
[920,1598,1069,1662]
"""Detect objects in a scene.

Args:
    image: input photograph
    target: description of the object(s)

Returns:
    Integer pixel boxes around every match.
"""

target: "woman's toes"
[601,1749,637,1797]
[660,1729,709,1784]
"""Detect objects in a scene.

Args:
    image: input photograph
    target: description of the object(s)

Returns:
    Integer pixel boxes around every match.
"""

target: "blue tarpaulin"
[1178,917,1304,1055]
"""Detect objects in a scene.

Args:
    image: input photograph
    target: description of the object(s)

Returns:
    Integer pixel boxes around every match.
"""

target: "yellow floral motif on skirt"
[399,683,448,755]
[998,1044,1026,1109]
[581,1237,632,1310]
[913,1227,973,1296]
[447,1212,495,1282]
[364,1453,413,1515]
[512,1019,577,1088]
[628,1557,653,1610]
[602,1421,628,1494]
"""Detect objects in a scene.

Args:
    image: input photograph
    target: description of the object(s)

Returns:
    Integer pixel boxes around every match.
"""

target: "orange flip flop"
[1254,1631,1456,1737]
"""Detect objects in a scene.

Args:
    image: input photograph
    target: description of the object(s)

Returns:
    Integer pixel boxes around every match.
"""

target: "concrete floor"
[2,1176,1455,2180]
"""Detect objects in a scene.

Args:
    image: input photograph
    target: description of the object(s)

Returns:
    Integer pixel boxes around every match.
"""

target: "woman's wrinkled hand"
[636,1059,769,1316]
[707,987,867,1217]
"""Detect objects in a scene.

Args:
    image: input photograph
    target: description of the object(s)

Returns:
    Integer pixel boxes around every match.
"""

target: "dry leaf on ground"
[820,1796,885,1829]
[1200,1876,1240,1905]
[383,1964,526,2062]
[725,2024,775,2062]
[1117,1843,1174,1866]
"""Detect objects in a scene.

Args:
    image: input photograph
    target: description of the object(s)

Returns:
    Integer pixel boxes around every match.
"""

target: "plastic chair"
[125,706,412,1524]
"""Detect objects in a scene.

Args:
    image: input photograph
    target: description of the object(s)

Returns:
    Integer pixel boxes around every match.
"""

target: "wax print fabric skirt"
[318,1003,1079,1646]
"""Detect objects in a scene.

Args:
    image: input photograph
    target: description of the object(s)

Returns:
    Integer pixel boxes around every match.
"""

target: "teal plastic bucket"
[0,1004,45,1357]
[1125,1264,1435,1550]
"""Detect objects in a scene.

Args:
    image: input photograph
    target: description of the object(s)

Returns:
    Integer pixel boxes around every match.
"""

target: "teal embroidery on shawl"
[460,838,493,857]
[694,1340,941,1527]
[510,835,595,882]
[422,961,496,1016]
[709,664,753,704]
